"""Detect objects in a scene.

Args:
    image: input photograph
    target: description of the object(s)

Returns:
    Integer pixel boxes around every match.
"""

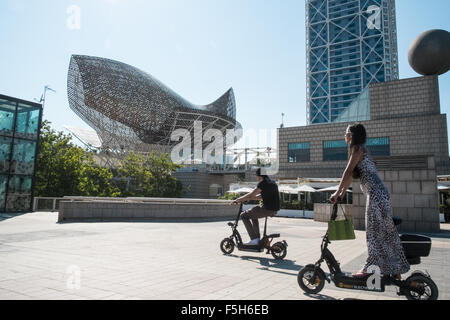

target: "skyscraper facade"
[306,0,399,124]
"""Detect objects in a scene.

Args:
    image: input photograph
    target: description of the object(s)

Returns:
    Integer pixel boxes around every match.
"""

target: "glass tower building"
[306,0,399,124]
[0,95,42,213]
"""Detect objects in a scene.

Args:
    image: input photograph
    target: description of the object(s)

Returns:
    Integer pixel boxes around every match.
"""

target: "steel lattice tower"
[306,0,399,124]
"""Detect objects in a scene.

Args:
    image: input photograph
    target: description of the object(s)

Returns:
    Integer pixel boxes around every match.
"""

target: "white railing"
[33,197,65,212]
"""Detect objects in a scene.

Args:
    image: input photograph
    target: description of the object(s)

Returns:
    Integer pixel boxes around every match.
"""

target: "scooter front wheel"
[298,265,325,294]
[220,238,235,255]
[404,274,439,300]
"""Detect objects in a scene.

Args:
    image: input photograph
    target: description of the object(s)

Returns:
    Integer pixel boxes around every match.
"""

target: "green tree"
[114,152,154,197]
[78,157,120,197]
[34,120,119,197]
[115,151,182,198]
[35,121,182,198]
[218,193,240,200]
[144,152,183,197]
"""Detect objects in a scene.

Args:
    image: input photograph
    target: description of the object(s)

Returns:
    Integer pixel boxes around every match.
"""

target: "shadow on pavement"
[303,293,364,300]
[231,255,304,276]
[0,213,27,223]
[303,293,338,300]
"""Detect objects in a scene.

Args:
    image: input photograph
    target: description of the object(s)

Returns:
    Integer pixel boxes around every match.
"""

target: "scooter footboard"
[333,274,386,292]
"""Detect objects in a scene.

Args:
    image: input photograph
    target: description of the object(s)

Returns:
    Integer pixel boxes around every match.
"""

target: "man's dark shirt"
[257,178,280,211]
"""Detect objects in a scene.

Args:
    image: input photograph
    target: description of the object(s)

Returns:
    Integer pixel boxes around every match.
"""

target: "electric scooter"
[220,203,288,260]
[297,199,439,300]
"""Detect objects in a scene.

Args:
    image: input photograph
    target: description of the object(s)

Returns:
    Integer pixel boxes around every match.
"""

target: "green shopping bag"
[328,203,356,241]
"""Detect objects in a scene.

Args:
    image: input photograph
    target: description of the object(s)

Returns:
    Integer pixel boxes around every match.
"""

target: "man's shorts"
[241,205,278,219]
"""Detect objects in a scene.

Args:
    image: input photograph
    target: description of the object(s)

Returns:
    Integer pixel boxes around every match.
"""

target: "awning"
[290,184,317,193]
[226,187,254,194]
[278,185,297,194]
[317,185,353,193]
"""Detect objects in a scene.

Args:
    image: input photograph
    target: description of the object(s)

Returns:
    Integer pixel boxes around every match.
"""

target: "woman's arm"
[330,147,364,203]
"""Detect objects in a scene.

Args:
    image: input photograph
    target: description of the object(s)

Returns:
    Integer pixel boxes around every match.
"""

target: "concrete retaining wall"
[58,198,240,222]
[242,204,314,219]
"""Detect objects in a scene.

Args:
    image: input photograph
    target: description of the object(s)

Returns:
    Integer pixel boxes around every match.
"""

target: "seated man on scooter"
[232,168,280,246]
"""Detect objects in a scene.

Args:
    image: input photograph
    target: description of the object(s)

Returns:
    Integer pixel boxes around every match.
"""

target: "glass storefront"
[0,95,42,213]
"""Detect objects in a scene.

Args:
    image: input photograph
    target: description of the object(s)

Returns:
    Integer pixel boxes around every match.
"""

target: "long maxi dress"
[356,153,410,275]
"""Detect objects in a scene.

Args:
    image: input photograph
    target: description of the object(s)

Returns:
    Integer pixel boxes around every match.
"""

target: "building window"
[323,140,347,161]
[288,142,310,163]
[367,137,390,157]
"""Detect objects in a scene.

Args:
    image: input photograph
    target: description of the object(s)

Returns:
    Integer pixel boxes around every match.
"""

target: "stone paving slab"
[0,212,449,300]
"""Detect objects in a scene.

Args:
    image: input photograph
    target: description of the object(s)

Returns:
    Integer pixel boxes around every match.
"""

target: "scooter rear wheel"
[220,238,235,255]
[404,274,439,300]
[271,242,287,260]
[298,265,325,294]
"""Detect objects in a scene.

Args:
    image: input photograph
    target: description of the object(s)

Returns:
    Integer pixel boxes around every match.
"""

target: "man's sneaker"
[245,238,260,246]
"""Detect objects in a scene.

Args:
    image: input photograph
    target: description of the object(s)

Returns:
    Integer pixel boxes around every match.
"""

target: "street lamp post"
[35,85,56,114]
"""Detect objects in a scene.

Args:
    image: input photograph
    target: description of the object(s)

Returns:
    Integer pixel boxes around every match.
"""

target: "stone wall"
[370,75,440,120]
[352,156,440,233]
[58,198,240,222]
[314,203,353,223]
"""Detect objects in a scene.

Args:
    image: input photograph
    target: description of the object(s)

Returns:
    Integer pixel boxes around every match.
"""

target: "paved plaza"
[0,212,449,300]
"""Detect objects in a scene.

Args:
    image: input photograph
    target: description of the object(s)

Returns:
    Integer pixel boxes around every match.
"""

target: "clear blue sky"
[1,0,449,150]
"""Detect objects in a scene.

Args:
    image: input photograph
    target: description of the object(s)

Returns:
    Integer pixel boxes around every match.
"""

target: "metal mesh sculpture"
[67,55,242,158]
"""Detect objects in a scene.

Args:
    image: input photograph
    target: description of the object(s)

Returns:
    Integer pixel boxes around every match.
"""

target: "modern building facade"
[0,94,42,213]
[306,0,399,124]
[280,75,448,178]
[278,75,449,232]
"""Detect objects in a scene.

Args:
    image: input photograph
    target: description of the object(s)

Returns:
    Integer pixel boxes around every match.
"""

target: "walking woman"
[330,123,410,277]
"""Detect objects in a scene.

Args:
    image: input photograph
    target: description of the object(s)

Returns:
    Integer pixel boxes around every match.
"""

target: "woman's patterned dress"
[356,153,410,275]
